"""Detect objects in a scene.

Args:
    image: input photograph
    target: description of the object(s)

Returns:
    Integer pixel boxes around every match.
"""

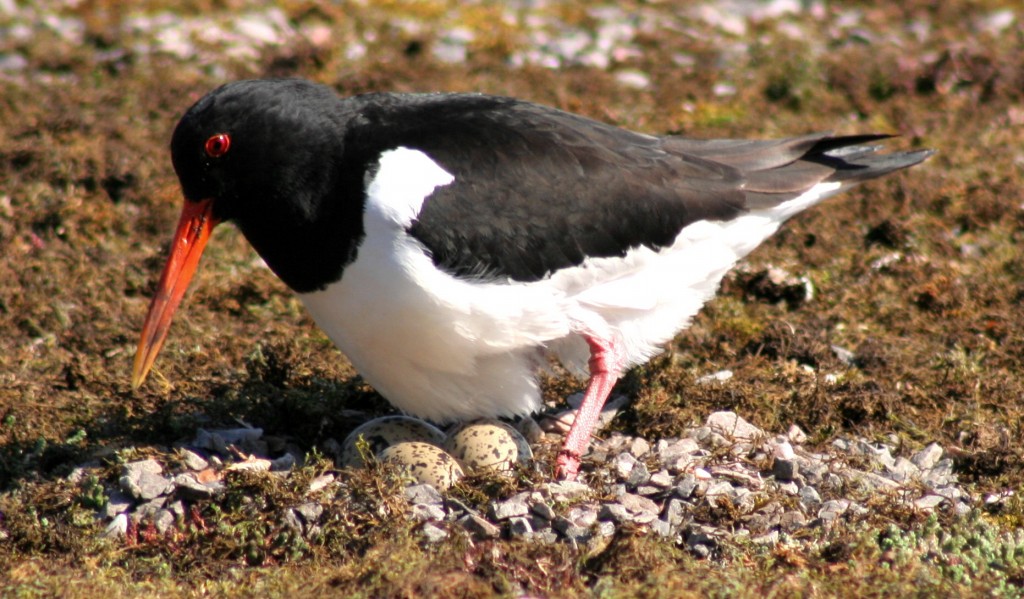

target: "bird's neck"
[234,161,368,294]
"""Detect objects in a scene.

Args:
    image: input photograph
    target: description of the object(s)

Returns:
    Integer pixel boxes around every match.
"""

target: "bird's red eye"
[204,133,231,158]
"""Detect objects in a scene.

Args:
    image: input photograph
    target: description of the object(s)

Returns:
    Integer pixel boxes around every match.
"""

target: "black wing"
[345,93,931,282]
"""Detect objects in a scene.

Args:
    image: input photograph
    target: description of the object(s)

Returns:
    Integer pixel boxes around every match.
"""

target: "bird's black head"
[168,79,367,292]
[171,78,347,224]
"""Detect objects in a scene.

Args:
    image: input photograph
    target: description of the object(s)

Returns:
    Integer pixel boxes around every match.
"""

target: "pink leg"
[555,335,622,481]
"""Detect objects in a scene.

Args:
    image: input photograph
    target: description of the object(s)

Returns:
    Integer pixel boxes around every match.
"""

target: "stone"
[911,443,944,470]
[776,481,799,495]
[665,455,697,474]
[674,475,699,499]
[613,452,640,480]
[508,517,533,537]
[226,457,272,472]
[913,495,946,511]
[103,489,134,518]
[744,512,773,534]
[405,483,444,506]
[922,459,956,488]
[830,345,856,366]
[553,517,590,542]
[307,474,335,494]
[704,481,735,508]
[629,437,651,458]
[635,485,661,496]
[771,439,796,459]
[166,500,186,517]
[515,416,544,444]
[123,459,163,477]
[531,502,556,521]
[798,459,828,484]
[685,530,716,558]
[173,472,224,499]
[193,427,264,454]
[627,461,651,487]
[410,503,446,521]
[103,513,129,538]
[787,424,808,444]
[121,464,173,501]
[134,496,167,519]
[855,441,895,470]
[712,466,764,489]
[651,519,673,538]
[663,498,688,527]
[649,469,673,488]
[541,481,591,502]
[270,452,297,471]
[180,449,209,471]
[528,515,551,533]
[886,457,920,483]
[751,530,780,546]
[598,503,630,523]
[733,488,758,514]
[798,485,822,507]
[535,529,560,544]
[421,521,449,543]
[831,438,852,452]
[779,510,806,532]
[459,514,500,539]
[696,370,733,385]
[822,472,844,491]
[549,394,627,432]
[443,497,477,519]
[818,499,851,523]
[565,504,600,528]
[706,411,763,442]
[772,458,798,481]
[657,438,701,462]
[153,509,175,534]
[489,493,531,520]
[294,502,323,525]
[618,493,660,523]
[595,521,616,537]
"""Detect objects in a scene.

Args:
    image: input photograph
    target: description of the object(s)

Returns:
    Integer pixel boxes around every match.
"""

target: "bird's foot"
[555,449,581,481]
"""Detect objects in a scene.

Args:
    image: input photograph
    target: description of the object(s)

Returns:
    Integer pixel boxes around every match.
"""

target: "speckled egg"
[378,441,464,490]
[339,416,446,468]
[443,419,533,475]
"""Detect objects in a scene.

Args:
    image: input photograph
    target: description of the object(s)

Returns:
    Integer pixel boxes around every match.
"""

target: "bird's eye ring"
[204,133,231,158]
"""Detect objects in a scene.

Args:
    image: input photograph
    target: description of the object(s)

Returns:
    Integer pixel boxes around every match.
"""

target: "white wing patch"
[364,147,455,227]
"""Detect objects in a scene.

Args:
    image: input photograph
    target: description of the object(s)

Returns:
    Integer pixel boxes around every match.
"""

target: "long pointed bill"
[132,198,220,389]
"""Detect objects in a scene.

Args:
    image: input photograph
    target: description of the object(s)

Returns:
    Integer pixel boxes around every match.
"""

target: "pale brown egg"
[379,441,464,490]
[444,419,533,475]
[340,416,446,467]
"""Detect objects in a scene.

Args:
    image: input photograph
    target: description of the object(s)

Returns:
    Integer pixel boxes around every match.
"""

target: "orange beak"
[132,198,220,389]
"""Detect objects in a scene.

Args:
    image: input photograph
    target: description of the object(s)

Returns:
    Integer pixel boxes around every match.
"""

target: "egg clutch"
[339,416,533,489]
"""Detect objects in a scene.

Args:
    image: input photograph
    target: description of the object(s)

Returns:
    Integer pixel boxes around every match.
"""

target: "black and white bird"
[132,79,932,480]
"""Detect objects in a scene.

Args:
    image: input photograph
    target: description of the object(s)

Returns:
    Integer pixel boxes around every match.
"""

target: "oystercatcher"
[132,79,932,480]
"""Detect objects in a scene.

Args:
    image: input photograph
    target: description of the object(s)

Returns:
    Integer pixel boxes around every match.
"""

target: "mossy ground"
[2,1,1023,596]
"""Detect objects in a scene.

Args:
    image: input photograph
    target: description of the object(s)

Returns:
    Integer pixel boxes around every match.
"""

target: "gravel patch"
[75,407,976,556]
